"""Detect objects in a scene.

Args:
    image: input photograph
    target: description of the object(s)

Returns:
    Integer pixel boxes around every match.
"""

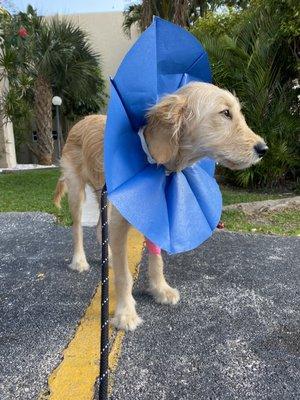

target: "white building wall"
[0,72,17,168]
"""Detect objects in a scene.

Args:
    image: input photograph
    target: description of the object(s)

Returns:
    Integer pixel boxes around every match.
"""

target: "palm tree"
[1,6,105,165]
[174,0,189,27]
[123,0,247,36]
[123,4,141,37]
[0,6,36,152]
[31,16,105,164]
[123,0,196,36]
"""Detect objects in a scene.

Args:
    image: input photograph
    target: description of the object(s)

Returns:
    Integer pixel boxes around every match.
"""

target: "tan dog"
[54,82,268,331]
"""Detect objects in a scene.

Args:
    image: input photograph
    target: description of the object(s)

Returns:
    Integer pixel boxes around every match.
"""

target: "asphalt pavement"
[0,212,100,400]
[111,231,300,400]
[1,211,299,400]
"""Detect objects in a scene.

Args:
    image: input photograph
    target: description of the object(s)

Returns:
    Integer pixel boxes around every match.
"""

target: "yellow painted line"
[44,228,144,400]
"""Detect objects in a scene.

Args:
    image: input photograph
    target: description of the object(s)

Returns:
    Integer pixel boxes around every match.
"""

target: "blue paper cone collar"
[104,17,222,254]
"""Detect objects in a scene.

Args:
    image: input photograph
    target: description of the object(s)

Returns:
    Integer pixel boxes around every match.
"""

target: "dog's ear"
[145,94,187,165]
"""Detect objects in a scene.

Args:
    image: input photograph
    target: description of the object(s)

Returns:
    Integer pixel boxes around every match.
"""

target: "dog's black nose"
[254,143,268,158]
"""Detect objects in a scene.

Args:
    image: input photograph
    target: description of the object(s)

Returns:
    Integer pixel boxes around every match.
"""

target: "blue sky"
[3,0,140,15]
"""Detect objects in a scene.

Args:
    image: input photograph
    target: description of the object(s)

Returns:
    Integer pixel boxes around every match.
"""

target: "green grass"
[0,169,298,236]
[221,185,286,206]
[0,169,72,225]
[220,185,299,236]
[222,209,300,236]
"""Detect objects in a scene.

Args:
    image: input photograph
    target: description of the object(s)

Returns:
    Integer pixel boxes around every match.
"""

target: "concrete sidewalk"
[111,231,300,400]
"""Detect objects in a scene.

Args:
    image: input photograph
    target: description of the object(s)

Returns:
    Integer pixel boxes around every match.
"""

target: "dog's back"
[54,114,106,208]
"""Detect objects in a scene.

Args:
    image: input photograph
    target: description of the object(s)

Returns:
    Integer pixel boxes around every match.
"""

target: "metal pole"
[55,104,61,159]
[99,184,109,400]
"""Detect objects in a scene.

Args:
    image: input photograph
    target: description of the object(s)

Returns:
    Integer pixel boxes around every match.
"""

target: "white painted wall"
[0,72,17,168]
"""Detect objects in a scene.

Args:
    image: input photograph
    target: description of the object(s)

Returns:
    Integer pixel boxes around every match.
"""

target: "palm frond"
[192,2,300,187]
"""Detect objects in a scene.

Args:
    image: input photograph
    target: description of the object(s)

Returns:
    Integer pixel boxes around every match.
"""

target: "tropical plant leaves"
[192,2,300,187]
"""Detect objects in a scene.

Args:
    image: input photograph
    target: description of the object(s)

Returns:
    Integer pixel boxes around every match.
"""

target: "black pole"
[99,184,109,400]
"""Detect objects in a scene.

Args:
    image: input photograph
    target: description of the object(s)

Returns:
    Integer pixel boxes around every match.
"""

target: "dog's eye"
[220,109,232,119]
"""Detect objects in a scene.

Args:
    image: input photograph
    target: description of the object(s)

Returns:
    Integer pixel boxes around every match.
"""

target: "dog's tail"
[53,176,67,209]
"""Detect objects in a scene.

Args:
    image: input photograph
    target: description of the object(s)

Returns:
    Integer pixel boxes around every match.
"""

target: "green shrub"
[0,5,106,160]
[192,1,300,188]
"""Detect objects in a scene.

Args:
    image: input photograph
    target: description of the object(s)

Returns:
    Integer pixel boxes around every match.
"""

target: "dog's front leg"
[109,206,142,331]
[147,251,180,305]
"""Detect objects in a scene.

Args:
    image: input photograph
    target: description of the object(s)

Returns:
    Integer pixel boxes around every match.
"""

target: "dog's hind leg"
[110,205,142,331]
[67,174,90,272]
[147,252,180,305]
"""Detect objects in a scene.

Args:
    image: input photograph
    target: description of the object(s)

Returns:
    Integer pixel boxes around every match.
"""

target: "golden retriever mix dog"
[54,82,268,331]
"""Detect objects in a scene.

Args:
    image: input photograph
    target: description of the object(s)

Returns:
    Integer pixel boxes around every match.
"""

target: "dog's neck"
[138,127,157,165]
[143,125,207,172]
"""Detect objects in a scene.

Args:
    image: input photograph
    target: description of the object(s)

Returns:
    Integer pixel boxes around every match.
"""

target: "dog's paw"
[111,310,143,331]
[69,258,90,273]
[150,285,180,305]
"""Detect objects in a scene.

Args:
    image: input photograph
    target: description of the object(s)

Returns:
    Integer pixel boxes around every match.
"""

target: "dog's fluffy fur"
[54,82,266,331]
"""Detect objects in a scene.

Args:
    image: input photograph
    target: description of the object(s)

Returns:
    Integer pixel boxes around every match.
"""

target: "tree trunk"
[174,0,189,27]
[141,0,153,31]
[198,0,208,17]
[33,75,54,165]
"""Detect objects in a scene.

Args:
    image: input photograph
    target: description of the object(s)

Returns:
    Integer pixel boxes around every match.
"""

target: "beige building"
[67,11,139,89]
[1,11,138,165]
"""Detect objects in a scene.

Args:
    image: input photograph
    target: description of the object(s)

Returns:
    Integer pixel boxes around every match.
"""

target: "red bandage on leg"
[145,238,161,255]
